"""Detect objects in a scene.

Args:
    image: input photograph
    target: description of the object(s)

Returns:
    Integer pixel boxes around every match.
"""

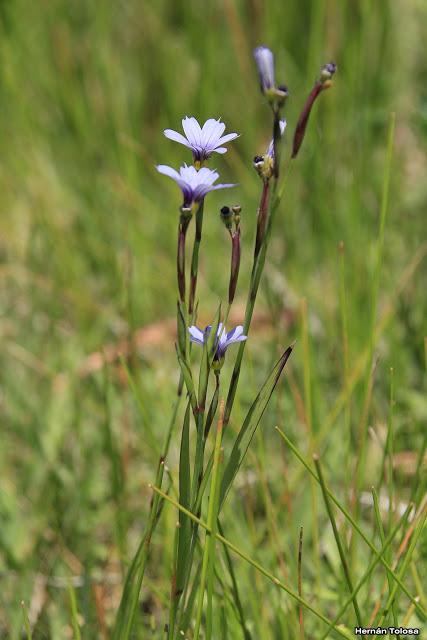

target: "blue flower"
[188,323,247,360]
[156,164,235,207]
[164,117,239,163]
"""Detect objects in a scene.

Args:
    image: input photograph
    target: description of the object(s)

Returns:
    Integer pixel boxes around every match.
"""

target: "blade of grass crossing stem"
[220,344,293,508]
[68,581,82,640]
[149,484,354,639]
[320,503,413,640]
[354,113,395,552]
[372,486,398,626]
[21,601,32,640]
[313,455,362,625]
[275,427,427,618]
[112,394,181,640]
[194,400,224,640]
[301,298,320,590]
[377,505,427,627]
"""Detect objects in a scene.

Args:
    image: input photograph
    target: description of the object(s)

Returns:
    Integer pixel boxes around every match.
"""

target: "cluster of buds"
[220,204,241,233]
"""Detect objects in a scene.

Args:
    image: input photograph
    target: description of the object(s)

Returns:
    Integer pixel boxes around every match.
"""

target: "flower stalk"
[292,62,337,159]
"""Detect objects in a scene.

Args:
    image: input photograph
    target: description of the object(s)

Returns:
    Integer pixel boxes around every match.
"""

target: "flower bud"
[231,204,241,227]
[220,205,233,231]
[253,154,274,181]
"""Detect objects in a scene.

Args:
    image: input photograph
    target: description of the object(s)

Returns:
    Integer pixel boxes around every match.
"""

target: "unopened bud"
[231,204,242,227]
[220,205,233,230]
[320,62,337,84]
[253,154,274,181]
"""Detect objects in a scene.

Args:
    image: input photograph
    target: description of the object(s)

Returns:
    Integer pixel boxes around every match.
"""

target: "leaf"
[175,344,197,415]
[176,402,192,594]
[219,344,293,507]
[198,304,221,411]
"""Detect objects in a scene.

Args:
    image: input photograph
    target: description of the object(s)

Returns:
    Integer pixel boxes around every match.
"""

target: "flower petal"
[156,164,182,182]
[213,147,227,154]
[164,129,192,147]
[182,117,202,146]
[202,119,225,146]
[253,46,275,92]
[188,326,204,344]
[226,326,244,342]
[217,132,239,146]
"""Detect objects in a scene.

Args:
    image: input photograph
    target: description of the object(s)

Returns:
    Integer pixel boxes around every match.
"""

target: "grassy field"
[0,0,426,638]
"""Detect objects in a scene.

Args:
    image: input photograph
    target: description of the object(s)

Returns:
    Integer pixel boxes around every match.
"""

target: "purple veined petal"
[202,119,226,146]
[216,323,225,343]
[156,164,182,182]
[210,182,236,192]
[192,184,215,201]
[279,119,287,136]
[217,132,239,146]
[197,167,219,185]
[226,325,244,342]
[164,129,192,147]
[254,46,275,91]
[179,164,198,184]
[180,183,194,206]
[182,117,202,146]
[266,119,287,157]
[188,326,204,344]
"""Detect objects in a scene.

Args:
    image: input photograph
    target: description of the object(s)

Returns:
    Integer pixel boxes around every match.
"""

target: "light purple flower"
[266,119,287,158]
[164,117,239,163]
[189,323,247,360]
[156,164,235,207]
[253,46,276,93]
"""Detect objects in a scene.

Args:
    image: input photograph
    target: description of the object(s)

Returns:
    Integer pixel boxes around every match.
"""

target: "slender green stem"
[377,505,427,626]
[68,581,82,640]
[372,487,397,626]
[21,601,32,640]
[189,200,205,315]
[194,401,224,640]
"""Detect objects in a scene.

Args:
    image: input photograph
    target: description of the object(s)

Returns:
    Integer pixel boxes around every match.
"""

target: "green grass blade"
[276,427,427,619]
[313,454,362,625]
[219,343,294,507]
[67,581,82,640]
[150,484,353,639]
[194,400,224,640]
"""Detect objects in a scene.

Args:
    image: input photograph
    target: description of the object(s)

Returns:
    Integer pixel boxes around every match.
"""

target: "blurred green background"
[0,0,426,637]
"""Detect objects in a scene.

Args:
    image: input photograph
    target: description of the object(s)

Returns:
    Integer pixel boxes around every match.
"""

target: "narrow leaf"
[220,343,293,507]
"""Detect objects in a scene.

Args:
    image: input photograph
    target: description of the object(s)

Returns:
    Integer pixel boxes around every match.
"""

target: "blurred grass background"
[0,0,426,637]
